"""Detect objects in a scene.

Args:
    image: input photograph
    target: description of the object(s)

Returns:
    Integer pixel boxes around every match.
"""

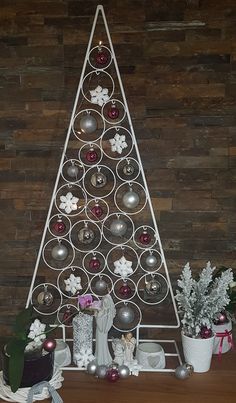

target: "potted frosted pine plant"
[175,261,233,373]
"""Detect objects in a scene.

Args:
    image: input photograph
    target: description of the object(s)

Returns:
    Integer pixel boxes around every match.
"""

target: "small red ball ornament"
[89,256,101,271]
[53,218,66,234]
[200,327,213,339]
[43,338,57,352]
[96,50,109,65]
[106,368,119,382]
[139,230,151,245]
[86,148,98,163]
[108,105,119,120]
[91,204,103,218]
[214,311,228,325]
[119,283,132,298]
[62,307,74,325]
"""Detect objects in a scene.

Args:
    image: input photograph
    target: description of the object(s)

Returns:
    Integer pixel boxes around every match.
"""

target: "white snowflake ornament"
[114,256,133,278]
[64,273,82,295]
[28,319,46,345]
[59,192,79,214]
[109,133,128,154]
[74,347,94,368]
[90,85,110,106]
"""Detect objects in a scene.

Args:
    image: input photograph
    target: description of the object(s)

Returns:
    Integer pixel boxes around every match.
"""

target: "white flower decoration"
[114,256,133,278]
[90,85,110,107]
[64,273,82,295]
[28,319,46,345]
[109,133,128,154]
[74,347,94,368]
[59,192,79,214]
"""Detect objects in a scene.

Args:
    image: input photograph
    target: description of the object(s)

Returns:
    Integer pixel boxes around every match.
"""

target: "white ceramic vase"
[181,331,215,373]
[212,320,233,355]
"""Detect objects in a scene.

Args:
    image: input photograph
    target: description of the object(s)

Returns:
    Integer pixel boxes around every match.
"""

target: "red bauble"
[62,307,73,325]
[139,231,151,245]
[106,368,119,382]
[89,257,101,271]
[215,311,228,325]
[96,50,109,65]
[108,105,119,120]
[200,327,213,339]
[53,218,66,234]
[86,148,98,163]
[43,338,57,352]
[119,283,132,298]
[91,204,103,218]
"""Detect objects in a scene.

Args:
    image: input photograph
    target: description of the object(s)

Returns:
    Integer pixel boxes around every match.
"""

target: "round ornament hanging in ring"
[114,181,147,215]
[81,70,114,106]
[102,213,134,246]
[55,183,87,217]
[106,245,139,278]
[31,283,62,316]
[82,251,106,275]
[139,249,163,273]
[61,159,85,183]
[116,157,140,182]
[78,143,103,167]
[57,304,78,327]
[133,226,157,250]
[85,198,109,222]
[43,238,75,271]
[113,277,137,301]
[113,301,142,332]
[57,266,90,299]
[69,220,102,253]
[48,214,71,238]
[90,274,113,297]
[72,109,105,143]
[137,273,169,305]
[88,44,112,70]
[83,165,116,199]
[100,126,133,160]
[101,99,126,125]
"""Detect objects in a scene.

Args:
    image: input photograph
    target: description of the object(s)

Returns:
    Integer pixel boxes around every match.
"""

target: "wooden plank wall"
[0,0,236,337]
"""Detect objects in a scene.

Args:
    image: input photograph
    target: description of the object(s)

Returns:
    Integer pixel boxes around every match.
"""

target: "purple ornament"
[200,326,213,339]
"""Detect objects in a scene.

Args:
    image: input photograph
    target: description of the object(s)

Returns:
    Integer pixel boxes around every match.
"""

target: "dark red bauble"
[62,308,73,326]
[96,50,109,65]
[53,219,66,234]
[119,283,132,298]
[89,257,101,271]
[214,311,228,325]
[43,338,57,352]
[85,149,98,163]
[139,231,151,245]
[106,368,119,382]
[108,105,119,120]
[200,327,213,339]
[91,204,103,218]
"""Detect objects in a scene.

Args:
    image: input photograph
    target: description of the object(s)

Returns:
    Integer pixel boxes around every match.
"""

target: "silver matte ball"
[122,163,135,176]
[175,363,193,380]
[78,226,95,244]
[80,114,97,134]
[87,360,97,375]
[110,218,127,237]
[51,244,68,261]
[122,190,140,209]
[145,254,158,268]
[90,172,107,188]
[145,279,161,295]
[96,364,108,378]
[67,164,79,178]
[95,279,108,293]
[117,306,135,324]
[118,365,130,378]
[37,290,54,306]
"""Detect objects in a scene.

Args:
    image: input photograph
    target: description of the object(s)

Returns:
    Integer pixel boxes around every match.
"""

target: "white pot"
[181,331,215,373]
[212,320,233,355]
[136,342,165,370]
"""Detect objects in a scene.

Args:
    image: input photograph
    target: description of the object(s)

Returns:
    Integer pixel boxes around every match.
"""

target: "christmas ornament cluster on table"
[25,5,181,377]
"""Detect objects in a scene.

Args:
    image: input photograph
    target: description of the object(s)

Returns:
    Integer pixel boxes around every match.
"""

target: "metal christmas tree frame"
[26,5,181,373]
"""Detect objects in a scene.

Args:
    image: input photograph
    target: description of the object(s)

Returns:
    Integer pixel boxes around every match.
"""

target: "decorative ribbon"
[215,329,234,360]
[27,381,63,403]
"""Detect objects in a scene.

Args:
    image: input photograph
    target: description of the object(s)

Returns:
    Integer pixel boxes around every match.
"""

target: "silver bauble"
[122,163,135,176]
[96,364,108,379]
[51,244,68,261]
[67,164,79,178]
[110,218,127,237]
[175,363,193,380]
[95,279,108,293]
[117,306,135,324]
[90,172,107,188]
[37,290,54,306]
[80,114,97,134]
[145,254,158,268]
[78,226,95,244]
[118,365,130,378]
[87,360,97,375]
[145,279,161,295]
[122,190,140,209]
